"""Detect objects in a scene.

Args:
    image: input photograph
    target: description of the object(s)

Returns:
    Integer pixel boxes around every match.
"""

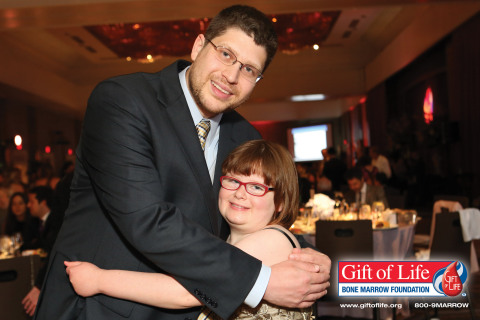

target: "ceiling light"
[290,94,326,102]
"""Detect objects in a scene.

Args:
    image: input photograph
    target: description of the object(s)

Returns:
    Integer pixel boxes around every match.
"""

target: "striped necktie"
[196,119,211,151]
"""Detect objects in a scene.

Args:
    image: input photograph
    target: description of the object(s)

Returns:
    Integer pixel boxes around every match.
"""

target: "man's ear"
[191,34,206,61]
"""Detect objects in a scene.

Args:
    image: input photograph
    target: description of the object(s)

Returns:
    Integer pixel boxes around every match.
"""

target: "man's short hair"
[327,147,336,156]
[29,186,53,209]
[204,5,278,72]
[345,167,363,181]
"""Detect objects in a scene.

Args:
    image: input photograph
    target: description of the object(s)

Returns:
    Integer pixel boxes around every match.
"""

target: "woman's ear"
[191,34,206,61]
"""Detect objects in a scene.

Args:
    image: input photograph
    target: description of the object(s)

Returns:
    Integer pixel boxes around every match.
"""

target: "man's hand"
[264,248,331,308]
[289,247,331,274]
[22,286,40,317]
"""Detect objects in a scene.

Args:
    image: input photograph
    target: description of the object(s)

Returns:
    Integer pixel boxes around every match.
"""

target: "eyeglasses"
[220,176,274,197]
[206,39,263,83]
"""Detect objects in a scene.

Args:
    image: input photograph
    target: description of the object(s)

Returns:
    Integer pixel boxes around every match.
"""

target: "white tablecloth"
[373,224,415,260]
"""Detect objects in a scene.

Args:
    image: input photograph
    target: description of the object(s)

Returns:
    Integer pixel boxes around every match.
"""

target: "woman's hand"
[64,261,103,297]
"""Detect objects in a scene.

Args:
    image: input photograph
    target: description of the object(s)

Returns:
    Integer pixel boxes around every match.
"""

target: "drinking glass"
[12,232,24,255]
[359,204,371,220]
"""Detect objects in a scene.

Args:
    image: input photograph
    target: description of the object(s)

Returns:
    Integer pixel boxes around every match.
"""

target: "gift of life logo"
[338,261,468,297]
[433,261,468,296]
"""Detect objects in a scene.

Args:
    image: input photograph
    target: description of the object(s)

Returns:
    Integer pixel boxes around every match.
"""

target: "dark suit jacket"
[34,60,263,320]
[344,184,389,208]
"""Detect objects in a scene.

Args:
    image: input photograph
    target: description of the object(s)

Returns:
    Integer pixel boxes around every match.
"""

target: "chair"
[430,211,471,264]
[0,255,41,320]
[315,220,374,262]
[427,211,476,320]
[433,194,469,209]
[315,220,378,319]
[427,199,464,251]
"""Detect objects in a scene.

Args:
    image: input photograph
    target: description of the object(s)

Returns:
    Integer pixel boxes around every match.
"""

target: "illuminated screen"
[287,124,332,162]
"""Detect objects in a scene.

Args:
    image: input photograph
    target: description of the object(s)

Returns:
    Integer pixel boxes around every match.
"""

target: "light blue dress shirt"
[179,67,270,308]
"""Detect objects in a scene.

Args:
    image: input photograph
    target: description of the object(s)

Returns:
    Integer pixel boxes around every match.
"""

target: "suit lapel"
[156,61,220,236]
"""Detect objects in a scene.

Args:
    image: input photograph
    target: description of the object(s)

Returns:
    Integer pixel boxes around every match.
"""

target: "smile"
[212,81,231,95]
[230,202,248,210]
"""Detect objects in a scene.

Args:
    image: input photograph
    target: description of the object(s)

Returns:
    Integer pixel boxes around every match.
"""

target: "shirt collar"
[41,211,51,224]
[178,66,222,129]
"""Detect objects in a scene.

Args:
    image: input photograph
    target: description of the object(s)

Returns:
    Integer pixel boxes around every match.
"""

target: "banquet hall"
[1,1,480,319]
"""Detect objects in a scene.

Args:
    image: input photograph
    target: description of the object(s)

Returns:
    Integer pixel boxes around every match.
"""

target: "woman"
[2,192,40,250]
[65,140,311,319]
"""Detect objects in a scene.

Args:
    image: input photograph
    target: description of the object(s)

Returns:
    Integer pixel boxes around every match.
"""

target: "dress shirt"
[40,211,51,226]
[179,67,270,308]
[179,67,222,183]
[356,182,367,206]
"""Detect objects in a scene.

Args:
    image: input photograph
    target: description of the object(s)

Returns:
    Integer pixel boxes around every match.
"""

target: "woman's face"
[11,195,27,220]
[218,172,276,235]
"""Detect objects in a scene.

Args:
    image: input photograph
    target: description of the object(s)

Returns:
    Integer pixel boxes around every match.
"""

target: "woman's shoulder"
[234,225,300,266]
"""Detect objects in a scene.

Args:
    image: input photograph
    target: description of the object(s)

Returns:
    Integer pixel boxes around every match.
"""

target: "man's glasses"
[220,176,274,197]
[206,39,263,83]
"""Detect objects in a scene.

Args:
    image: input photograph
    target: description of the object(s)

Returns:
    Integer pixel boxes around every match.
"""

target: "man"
[23,175,73,316]
[344,167,389,208]
[34,5,330,320]
[22,185,65,316]
[322,147,347,192]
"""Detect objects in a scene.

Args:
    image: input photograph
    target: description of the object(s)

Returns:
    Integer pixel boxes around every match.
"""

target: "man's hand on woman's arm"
[264,248,331,308]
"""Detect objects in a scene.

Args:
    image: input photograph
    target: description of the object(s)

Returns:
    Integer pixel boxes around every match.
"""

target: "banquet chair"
[0,255,41,320]
[433,194,469,209]
[428,211,476,320]
[425,199,465,251]
[315,220,378,319]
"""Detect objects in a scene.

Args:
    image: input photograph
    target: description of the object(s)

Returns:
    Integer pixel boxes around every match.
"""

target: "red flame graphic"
[442,261,463,296]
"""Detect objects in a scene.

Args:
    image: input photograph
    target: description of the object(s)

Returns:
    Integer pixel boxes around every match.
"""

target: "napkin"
[459,208,480,242]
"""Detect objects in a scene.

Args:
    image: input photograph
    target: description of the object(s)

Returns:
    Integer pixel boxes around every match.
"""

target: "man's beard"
[188,67,251,117]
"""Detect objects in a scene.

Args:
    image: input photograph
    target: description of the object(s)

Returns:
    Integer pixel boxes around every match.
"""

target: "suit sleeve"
[79,80,262,318]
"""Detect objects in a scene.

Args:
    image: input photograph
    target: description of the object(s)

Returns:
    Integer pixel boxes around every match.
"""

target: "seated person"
[2,192,40,250]
[355,155,380,186]
[65,140,316,319]
[343,167,389,208]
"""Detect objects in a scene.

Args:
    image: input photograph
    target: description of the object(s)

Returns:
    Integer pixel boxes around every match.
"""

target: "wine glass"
[11,232,24,255]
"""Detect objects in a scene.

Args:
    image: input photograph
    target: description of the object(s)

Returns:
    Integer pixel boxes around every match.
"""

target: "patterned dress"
[197,227,313,320]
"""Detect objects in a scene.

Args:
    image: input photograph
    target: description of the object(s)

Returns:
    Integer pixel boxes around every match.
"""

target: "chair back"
[315,220,374,260]
[0,255,41,320]
[430,211,471,266]
[433,195,469,209]
[315,220,373,301]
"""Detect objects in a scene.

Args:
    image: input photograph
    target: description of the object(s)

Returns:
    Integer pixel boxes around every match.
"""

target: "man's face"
[347,177,364,193]
[187,28,267,118]
[27,193,42,218]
